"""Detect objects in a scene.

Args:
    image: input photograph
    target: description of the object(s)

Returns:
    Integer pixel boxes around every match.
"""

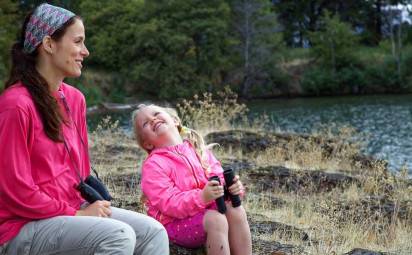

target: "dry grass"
[89,90,412,254]
[176,86,249,135]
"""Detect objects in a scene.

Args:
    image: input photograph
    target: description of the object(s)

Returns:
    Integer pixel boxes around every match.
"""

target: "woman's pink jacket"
[0,83,89,245]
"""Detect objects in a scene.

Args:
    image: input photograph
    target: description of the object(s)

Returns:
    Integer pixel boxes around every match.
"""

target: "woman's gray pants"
[0,207,169,255]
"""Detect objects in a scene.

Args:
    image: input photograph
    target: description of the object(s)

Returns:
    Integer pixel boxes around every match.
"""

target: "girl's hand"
[75,200,112,217]
[227,175,244,196]
[201,180,224,203]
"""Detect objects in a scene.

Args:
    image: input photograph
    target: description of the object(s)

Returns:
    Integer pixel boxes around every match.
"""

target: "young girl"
[133,104,252,255]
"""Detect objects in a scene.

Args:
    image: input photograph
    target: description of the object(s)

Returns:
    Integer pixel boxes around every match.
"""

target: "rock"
[351,155,388,171]
[104,144,140,155]
[108,173,140,189]
[324,196,412,224]
[206,130,377,171]
[206,130,276,152]
[107,173,144,211]
[343,248,392,255]
[248,166,358,193]
[87,102,138,115]
[252,238,305,255]
[207,130,347,154]
[170,244,205,255]
[249,219,309,241]
[246,194,287,209]
[170,239,304,255]
[112,199,143,212]
[220,158,256,172]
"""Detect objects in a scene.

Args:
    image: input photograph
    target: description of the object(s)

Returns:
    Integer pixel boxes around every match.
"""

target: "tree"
[230,0,283,98]
[17,0,82,13]
[272,0,409,46]
[79,0,232,100]
[0,0,19,87]
[383,3,412,86]
[309,11,358,72]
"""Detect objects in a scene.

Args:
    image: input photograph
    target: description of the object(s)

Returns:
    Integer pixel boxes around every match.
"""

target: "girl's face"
[49,18,89,78]
[136,106,181,151]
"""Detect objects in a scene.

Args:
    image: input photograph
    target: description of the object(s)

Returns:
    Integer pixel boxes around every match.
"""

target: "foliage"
[301,67,338,95]
[17,0,82,13]
[302,65,367,95]
[400,46,412,91]
[0,0,19,86]
[80,0,232,100]
[74,82,103,106]
[273,0,410,46]
[309,12,359,70]
[301,12,370,95]
[363,58,400,91]
[1,1,412,100]
[229,0,284,98]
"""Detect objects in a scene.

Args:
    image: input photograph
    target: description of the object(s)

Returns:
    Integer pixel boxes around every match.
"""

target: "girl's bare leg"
[226,205,252,255]
[203,210,230,255]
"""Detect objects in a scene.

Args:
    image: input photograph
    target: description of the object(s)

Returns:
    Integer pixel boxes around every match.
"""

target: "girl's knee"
[203,210,228,233]
[226,205,248,223]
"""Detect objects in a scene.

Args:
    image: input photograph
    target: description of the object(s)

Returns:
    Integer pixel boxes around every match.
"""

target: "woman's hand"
[201,179,224,203]
[75,200,112,217]
[227,175,244,196]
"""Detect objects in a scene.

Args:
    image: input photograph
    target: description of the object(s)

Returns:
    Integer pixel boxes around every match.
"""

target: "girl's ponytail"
[178,124,218,175]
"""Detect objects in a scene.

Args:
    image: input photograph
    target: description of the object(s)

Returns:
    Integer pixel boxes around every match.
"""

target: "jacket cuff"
[65,206,78,216]
[195,190,211,208]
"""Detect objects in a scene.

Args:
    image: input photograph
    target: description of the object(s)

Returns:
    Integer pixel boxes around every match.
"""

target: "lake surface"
[88,94,412,173]
[248,94,412,173]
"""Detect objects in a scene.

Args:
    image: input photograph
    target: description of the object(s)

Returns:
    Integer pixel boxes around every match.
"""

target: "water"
[88,94,412,173]
[248,94,412,172]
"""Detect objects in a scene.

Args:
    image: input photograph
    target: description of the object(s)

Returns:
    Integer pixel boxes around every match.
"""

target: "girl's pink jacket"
[141,140,225,225]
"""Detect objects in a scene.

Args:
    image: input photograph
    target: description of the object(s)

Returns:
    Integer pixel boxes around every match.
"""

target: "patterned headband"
[23,3,75,54]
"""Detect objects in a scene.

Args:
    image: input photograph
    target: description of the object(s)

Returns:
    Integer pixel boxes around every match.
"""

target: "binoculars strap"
[62,139,83,182]
[59,91,100,180]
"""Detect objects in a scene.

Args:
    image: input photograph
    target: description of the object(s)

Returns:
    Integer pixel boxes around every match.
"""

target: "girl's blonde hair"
[132,104,216,173]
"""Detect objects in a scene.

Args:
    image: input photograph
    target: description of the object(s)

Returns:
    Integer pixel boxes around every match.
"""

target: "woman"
[0,3,168,255]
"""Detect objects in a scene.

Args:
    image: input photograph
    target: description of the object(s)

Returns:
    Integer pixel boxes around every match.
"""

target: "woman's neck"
[36,58,63,92]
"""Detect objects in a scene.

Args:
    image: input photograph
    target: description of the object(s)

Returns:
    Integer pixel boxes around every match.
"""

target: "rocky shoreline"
[90,128,412,255]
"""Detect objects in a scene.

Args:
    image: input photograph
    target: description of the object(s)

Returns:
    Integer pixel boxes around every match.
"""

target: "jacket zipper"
[174,149,201,188]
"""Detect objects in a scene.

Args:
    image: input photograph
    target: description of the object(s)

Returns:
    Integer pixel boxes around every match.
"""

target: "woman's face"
[50,18,89,78]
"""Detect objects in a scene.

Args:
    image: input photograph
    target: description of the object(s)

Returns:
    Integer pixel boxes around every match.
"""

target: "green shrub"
[338,66,366,93]
[308,12,359,71]
[301,68,339,95]
[74,82,103,107]
[363,58,400,91]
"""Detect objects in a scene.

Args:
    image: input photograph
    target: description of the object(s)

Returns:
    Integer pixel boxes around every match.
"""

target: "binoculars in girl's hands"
[208,176,227,214]
[76,175,113,204]
[209,168,241,214]
[223,168,241,208]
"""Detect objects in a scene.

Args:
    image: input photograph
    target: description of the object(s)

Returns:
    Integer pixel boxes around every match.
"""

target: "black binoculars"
[76,175,113,204]
[209,168,241,214]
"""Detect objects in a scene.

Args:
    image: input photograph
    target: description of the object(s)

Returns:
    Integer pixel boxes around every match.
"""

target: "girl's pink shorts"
[164,204,217,248]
